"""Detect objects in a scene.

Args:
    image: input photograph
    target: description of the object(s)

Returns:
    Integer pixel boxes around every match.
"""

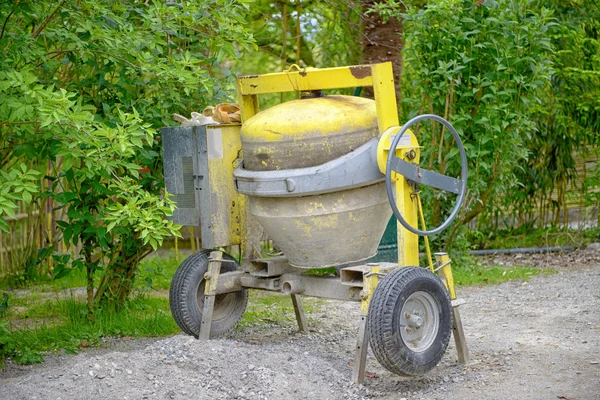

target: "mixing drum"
[238,95,392,268]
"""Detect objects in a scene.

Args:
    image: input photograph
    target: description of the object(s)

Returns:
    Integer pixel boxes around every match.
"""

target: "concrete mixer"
[162,63,469,383]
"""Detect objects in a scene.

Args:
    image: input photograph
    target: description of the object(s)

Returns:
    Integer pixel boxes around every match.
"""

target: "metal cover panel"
[369,217,398,263]
[162,124,244,247]
[162,127,203,226]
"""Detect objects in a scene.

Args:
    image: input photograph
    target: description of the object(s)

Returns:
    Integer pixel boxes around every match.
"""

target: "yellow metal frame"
[236,62,419,268]
[237,63,399,131]
[206,125,245,247]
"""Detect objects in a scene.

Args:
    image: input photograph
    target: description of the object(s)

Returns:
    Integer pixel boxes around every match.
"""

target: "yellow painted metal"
[435,253,456,300]
[240,95,378,172]
[371,63,399,134]
[238,91,259,125]
[237,62,399,140]
[360,265,380,316]
[206,125,245,247]
[375,126,420,176]
[375,126,421,267]
[238,65,374,99]
[396,178,420,267]
[416,193,435,273]
[240,96,376,143]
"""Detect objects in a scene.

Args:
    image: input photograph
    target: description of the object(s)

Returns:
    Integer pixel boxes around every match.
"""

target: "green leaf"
[22,191,32,203]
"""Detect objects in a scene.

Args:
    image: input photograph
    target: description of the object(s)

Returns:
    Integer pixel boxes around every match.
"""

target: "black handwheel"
[169,249,248,338]
[385,114,468,236]
[368,267,452,376]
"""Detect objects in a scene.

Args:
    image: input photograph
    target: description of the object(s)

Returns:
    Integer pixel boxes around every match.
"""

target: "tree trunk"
[95,247,151,312]
[96,265,135,311]
[83,244,95,322]
[360,1,404,100]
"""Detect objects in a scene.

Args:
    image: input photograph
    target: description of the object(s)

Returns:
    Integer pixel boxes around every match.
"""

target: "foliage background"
[1,0,599,303]
[0,0,598,369]
[0,0,255,311]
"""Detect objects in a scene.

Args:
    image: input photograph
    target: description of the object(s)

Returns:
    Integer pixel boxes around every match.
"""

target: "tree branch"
[32,0,68,39]
[446,152,502,247]
[0,120,40,126]
[0,6,16,41]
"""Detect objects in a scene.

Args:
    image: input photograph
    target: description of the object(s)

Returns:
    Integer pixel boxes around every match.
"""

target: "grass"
[452,263,555,286]
[0,250,327,368]
[0,248,559,369]
[135,253,181,291]
[473,226,600,250]
[0,252,183,368]
[0,294,178,367]
[238,291,324,329]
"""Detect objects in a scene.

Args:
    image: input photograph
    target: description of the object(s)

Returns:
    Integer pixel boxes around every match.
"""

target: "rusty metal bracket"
[199,251,223,340]
[290,294,308,333]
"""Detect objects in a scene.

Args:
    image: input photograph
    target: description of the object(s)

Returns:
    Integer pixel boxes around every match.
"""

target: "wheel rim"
[196,282,237,323]
[398,291,440,352]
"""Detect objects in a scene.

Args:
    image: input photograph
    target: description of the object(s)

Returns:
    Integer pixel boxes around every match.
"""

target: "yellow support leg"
[435,252,469,364]
[395,178,419,267]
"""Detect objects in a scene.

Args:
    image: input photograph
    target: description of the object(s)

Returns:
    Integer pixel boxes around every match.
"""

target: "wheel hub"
[197,284,237,323]
[404,311,424,330]
[399,291,440,352]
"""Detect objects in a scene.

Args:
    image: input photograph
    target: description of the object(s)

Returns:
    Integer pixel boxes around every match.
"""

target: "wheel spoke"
[389,156,464,195]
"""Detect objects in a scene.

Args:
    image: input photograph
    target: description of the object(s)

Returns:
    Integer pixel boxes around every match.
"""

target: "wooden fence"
[0,202,45,277]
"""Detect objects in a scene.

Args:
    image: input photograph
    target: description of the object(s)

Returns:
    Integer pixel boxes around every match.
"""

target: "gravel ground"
[1,249,599,400]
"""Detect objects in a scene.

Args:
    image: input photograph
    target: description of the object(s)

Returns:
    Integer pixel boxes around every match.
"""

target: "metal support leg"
[452,307,469,364]
[352,264,379,384]
[199,251,223,340]
[290,294,308,332]
[352,316,369,384]
[436,252,469,364]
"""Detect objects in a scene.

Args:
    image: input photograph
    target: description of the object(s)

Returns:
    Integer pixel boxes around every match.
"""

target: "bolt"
[405,149,417,160]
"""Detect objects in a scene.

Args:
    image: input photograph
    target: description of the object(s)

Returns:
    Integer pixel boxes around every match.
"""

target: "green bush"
[0,0,256,313]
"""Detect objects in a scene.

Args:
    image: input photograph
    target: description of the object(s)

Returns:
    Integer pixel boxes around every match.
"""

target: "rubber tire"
[169,249,248,338]
[368,267,452,376]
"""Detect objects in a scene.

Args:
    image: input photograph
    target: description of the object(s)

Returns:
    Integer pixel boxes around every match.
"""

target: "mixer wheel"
[368,267,452,376]
[169,249,248,338]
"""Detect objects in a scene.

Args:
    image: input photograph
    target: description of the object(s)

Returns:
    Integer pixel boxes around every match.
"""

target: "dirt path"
[1,259,599,400]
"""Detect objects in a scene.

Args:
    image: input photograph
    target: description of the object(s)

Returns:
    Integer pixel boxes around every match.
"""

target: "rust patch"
[250,84,258,88]
[349,66,371,79]
[299,70,307,77]
[256,153,270,161]
[240,74,259,79]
